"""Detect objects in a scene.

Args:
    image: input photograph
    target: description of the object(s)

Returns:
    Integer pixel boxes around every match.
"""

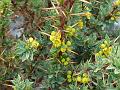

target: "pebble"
[9,15,25,39]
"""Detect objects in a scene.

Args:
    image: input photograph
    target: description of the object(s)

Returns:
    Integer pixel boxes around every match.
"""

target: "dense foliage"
[0,0,120,90]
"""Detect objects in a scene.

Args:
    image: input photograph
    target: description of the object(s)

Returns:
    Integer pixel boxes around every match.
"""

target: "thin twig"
[41,7,61,10]
[39,31,50,37]
[51,1,59,15]
[114,35,120,43]
[0,56,5,61]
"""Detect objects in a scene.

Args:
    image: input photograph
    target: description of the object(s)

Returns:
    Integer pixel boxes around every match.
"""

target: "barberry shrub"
[0,0,120,90]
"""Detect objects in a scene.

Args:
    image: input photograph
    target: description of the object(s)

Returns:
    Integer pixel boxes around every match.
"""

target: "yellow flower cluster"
[114,11,120,19]
[84,12,92,19]
[114,0,120,6]
[61,57,70,66]
[50,31,62,48]
[110,16,115,20]
[115,11,120,16]
[65,26,76,36]
[60,41,72,52]
[67,71,90,84]
[26,37,39,49]
[77,20,83,29]
[67,71,73,82]
[96,40,112,57]
[111,11,120,20]
[77,73,90,84]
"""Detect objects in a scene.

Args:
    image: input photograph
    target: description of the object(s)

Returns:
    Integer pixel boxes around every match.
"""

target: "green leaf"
[16,48,26,55]
[114,69,120,74]
[106,65,115,70]
[105,34,110,43]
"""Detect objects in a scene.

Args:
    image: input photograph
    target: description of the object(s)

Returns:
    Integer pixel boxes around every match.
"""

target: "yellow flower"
[103,48,109,55]
[60,45,67,52]
[82,77,90,84]
[83,73,88,78]
[85,12,92,19]
[103,47,112,56]
[77,76,82,82]
[111,16,115,20]
[50,31,61,41]
[65,26,76,36]
[53,39,61,47]
[95,53,100,56]
[109,46,112,51]
[98,51,103,55]
[66,41,71,46]
[56,32,61,40]
[26,37,39,49]
[78,20,83,29]
[50,31,58,41]
[51,31,56,36]
[27,37,34,43]
[96,40,112,58]
[114,0,120,6]
[50,35,54,41]
[115,11,120,16]
[100,44,106,49]
[61,48,66,52]
[50,31,62,47]
[96,50,103,56]
[31,40,39,48]
[103,47,108,52]
[104,51,110,56]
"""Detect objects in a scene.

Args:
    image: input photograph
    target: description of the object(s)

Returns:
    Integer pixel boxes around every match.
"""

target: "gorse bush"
[0,0,120,90]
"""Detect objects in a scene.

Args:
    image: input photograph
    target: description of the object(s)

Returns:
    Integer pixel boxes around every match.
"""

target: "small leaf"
[94,68,101,72]
[105,34,110,43]
[114,69,120,74]
[106,65,115,70]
